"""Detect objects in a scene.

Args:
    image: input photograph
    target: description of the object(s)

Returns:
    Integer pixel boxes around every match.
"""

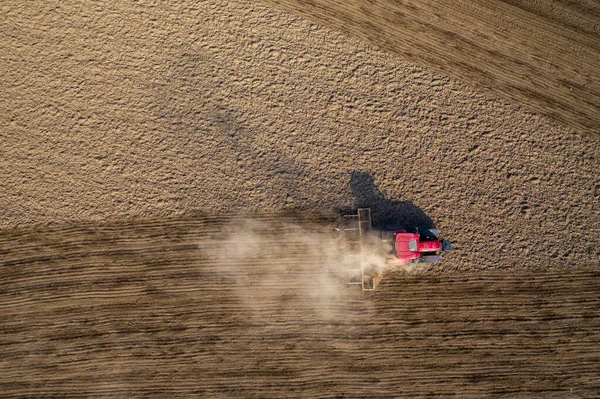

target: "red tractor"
[338,208,451,290]
[381,228,451,265]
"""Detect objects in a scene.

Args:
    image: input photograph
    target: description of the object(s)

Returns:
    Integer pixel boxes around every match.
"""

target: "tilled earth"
[1,0,599,271]
[264,0,600,134]
[1,0,600,397]
[1,216,599,398]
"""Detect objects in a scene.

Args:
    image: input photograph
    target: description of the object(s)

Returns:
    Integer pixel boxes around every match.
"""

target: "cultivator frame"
[339,208,381,291]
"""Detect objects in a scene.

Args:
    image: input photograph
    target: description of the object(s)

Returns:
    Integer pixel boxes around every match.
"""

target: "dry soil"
[1,216,599,398]
[1,0,599,270]
[264,0,600,134]
[1,0,599,397]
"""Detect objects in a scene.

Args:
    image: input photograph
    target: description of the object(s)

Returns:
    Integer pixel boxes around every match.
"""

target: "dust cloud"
[215,218,392,320]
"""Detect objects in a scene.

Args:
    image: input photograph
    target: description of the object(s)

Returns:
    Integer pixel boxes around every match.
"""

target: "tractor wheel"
[442,240,452,251]
[422,229,440,239]
[420,255,442,264]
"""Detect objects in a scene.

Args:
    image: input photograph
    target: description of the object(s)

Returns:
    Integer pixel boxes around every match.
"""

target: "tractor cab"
[382,229,451,265]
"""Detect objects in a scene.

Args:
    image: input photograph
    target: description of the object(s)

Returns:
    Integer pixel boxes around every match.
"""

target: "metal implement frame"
[340,208,380,290]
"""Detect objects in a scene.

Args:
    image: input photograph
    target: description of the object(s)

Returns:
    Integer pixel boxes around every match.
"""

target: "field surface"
[1,0,599,270]
[1,0,600,397]
[264,0,600,134]
[1,215,599,398]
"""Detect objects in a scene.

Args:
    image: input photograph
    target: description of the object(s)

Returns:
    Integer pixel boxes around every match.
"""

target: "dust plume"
[215,217,389,320]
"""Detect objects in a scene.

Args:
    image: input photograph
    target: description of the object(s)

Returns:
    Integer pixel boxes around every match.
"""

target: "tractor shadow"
[340,171,436,230]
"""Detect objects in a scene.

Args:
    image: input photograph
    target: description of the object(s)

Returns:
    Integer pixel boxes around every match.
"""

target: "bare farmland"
[1,215,599,398]
[1,0,599,271]
[1,0,600,397]
[263,0,600,135]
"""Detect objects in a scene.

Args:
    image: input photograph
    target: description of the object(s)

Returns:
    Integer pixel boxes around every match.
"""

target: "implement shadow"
[342,171,436,230]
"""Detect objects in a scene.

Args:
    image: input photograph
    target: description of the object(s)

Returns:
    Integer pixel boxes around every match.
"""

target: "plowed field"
[2,0,599,270]
[1,215,599,398]
[264,0,600,134]
[2,0,600,397]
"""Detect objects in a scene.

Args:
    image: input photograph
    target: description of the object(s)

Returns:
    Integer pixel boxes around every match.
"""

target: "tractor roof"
[395,233,420,261]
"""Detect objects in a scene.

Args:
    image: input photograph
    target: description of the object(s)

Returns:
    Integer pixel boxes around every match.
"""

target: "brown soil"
[1,0,599,270]
[1,0,600,397]
[264,0,600,135]
[1,216,599,398]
